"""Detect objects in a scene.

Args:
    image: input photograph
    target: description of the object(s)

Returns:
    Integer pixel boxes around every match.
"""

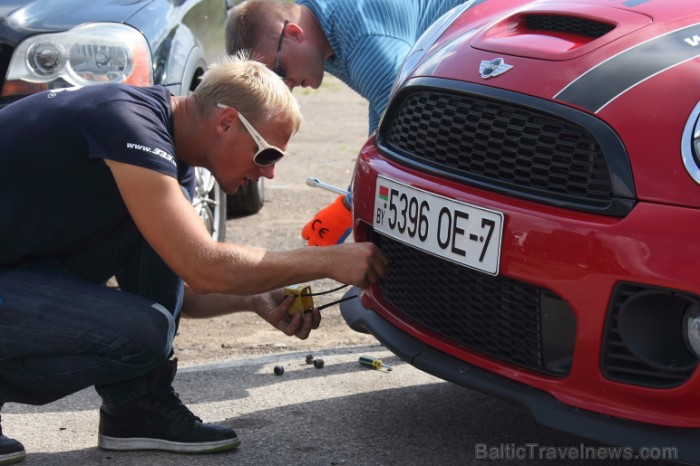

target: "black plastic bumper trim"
[340,287,699,465]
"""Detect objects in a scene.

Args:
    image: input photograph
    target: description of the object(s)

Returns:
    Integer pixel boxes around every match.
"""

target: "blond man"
[0,54,387,462]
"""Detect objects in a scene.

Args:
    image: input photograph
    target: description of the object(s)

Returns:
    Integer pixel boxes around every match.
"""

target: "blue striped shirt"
[297,0,466,133]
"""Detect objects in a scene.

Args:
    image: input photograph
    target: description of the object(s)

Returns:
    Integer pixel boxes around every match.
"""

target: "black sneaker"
[97,359,239,453]
[0,405,26,465]
[0,436,25,466]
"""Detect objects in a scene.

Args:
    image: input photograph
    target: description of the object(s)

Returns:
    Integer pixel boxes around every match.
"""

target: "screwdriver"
[359,356,393,371]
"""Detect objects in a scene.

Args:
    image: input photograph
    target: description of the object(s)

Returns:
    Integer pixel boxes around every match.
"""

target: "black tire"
[227,178,264,216]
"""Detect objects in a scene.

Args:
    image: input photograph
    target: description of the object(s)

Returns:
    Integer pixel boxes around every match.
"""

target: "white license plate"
[373,176,503,275]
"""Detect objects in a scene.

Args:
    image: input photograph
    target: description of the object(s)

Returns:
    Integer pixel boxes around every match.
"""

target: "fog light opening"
[617,291,697,372]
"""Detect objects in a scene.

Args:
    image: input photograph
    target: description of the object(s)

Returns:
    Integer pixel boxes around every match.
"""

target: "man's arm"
[105,160,388,295]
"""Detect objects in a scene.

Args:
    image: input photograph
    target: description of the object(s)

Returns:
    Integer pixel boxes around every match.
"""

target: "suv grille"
[374,233,574,376]
[380,84,633,216]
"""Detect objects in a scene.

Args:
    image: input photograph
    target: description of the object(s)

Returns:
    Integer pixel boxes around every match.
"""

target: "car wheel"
[193,167,227,242]
[227,178,265,216]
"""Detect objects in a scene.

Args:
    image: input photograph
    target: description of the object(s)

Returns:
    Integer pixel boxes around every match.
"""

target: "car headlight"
[388,0,478,98]
[2,22,152,97]
[681,100,700,184]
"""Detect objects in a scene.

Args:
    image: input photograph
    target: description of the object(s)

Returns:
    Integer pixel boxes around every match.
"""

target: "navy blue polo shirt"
[0,84,194,265]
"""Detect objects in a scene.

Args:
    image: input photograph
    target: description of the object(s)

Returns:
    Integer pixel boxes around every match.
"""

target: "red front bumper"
[351,136,700,429]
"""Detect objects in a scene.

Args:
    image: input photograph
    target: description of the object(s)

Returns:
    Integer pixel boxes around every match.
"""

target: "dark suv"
[0,0,263,241]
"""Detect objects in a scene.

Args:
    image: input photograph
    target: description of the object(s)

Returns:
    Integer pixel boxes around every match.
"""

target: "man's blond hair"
[226,0,297,57]
[194,52,302,132]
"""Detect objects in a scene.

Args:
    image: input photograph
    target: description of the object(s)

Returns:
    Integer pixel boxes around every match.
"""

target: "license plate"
[373,176,503,275]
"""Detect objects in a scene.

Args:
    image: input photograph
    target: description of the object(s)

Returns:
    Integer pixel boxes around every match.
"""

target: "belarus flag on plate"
[378,185,389,201]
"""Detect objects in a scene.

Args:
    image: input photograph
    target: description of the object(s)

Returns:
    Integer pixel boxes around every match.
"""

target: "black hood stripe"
[555,23,700,113]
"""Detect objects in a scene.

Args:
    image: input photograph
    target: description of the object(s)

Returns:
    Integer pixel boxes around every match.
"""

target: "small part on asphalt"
[273,366,284,376]
[305,354,314,364]
[313,359,324,369]
[359,356,393,372]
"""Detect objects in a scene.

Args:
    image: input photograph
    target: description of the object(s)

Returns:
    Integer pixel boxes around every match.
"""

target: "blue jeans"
[0,217,181,406]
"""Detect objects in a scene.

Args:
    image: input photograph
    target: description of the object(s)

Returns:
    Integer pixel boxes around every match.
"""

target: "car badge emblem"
[479,58,513,79]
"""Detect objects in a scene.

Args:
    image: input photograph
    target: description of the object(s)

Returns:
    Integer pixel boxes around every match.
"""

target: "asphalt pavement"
[2,345,681,466]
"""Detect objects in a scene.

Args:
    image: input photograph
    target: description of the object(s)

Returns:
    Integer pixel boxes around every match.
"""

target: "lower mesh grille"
[374,233,572,375]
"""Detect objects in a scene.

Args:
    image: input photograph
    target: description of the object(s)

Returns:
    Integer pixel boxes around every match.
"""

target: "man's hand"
[251,289,321,340]
[325,242,389,290]
[301,195,352,246]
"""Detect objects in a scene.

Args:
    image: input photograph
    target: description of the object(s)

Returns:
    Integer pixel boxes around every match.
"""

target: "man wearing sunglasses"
[225,0,466,247]
[0,54,388,463]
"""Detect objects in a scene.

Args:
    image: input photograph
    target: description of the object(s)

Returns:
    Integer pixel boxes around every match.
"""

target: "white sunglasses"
[217,103,285,166]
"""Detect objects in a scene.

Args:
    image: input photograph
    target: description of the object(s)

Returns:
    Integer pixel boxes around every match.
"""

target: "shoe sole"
[97,434,240,453]
[0,450,26,465]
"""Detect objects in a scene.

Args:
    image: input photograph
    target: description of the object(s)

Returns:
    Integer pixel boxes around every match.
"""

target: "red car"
[341,0,700,462]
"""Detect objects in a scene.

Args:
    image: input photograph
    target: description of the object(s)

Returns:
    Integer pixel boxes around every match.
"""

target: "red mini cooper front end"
[341,0,700,461]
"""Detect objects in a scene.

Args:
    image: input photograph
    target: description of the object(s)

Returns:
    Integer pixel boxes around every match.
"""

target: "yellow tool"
[284,284,358,315]
[284,284,315,315]
[359,356,393,371]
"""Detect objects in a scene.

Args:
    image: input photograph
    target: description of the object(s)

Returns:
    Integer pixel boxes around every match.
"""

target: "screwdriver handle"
[359,356,392,370]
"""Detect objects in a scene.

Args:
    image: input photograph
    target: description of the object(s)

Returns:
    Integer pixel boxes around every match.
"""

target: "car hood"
[0,0,153,45]
[406,0,700,209]
[416,0,699,107]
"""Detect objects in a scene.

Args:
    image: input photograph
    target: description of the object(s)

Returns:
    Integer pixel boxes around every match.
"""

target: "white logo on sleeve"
[126,142,176,166]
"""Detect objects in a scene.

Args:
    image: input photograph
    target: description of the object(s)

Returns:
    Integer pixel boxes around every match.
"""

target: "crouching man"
[0,53,388,463]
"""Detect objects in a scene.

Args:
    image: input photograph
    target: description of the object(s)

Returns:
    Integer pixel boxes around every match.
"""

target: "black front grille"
[375,233,574,376]
[380,83,634,216]
[602,284,696,388]
[525,14,615,38]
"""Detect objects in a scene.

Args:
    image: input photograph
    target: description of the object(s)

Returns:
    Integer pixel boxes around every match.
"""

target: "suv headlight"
[2,22,152,97]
